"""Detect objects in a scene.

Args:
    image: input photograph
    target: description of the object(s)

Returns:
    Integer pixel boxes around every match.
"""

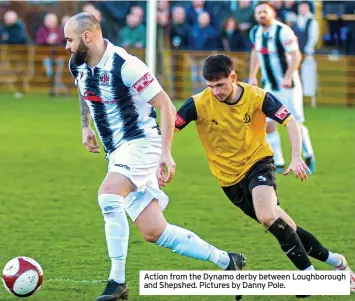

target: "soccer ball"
[2,257,44,297]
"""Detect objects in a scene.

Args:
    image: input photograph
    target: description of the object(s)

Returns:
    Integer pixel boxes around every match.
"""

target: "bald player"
[64,13,246,301]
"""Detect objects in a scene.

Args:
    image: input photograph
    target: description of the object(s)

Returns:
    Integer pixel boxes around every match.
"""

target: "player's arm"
[78,90,100,153]
[149,90,176,154]
[175,97,197,132]
[248,25,259,86]
[68,58,99,154]
[79,90,90,128]
[261,92,310,180]
[280,27,302,88]
[121,57,176,184]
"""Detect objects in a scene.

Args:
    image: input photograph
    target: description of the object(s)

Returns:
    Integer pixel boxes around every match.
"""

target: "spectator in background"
[0,10,28,45]
[271,0,286,22]
[171,6,190,50]
[95,1,129,37]
[189,11,219,51]
[283,0,298,15]
[118,13,146,49]
[61,15,70,30]
[157,0,171,48]
[171,5,190,99]
[297,0,319,55]
[36,13,65,96]
[157,0,170,28]
[297,1,319,103]
[83,3,116,42]
[0,10,30,97]
[231,0,254,49]
[189,11,219,94]
[186,0,215,28]
[221,16,247,52]
[131,5,145,24]
[207,1,231,31]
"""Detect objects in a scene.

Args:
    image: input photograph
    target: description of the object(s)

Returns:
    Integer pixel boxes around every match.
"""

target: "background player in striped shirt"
[248,1,316,173]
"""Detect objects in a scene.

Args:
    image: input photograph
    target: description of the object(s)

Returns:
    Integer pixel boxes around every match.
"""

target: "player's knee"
[98,194,125,215]
[142,228,163,243]
[256,213,278,228]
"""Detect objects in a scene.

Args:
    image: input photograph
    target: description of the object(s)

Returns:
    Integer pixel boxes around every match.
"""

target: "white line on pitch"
[46,278,106,284]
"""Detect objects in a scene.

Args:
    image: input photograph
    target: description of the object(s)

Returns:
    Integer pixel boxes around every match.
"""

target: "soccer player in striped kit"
[64,12,246,301]
[248,1,315,173]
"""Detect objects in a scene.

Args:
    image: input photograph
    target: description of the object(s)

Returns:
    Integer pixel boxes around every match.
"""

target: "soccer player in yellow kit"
[174,54,355,298]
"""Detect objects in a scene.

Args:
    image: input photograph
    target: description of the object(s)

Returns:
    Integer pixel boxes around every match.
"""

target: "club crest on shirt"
[100,71,110,86]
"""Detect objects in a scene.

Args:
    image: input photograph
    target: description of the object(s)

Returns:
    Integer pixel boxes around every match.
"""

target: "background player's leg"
[266,121,285,172]
[252,186,314,270]
[290,86,316,172]
[135,200,245,270]
[98,173,134,286]
[300,124,315,171]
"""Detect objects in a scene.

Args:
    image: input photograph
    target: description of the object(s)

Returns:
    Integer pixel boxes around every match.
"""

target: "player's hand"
[248,76,258,86]
[283,157,311,181]
[82,127,100,153]
[281,76,292,88]
[157,151,176,186]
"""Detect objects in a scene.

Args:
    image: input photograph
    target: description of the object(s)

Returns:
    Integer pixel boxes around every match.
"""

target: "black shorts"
[222,156,279,221]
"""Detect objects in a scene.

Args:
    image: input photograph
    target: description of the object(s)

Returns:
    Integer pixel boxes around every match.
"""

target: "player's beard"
[258,17,272,27]
[72,38,89,65]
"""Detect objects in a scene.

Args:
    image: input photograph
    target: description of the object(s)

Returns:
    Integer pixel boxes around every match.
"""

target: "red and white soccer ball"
[2,257,43,297]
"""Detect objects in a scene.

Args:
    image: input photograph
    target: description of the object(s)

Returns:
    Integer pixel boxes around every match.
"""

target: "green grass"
[0,94,354,301]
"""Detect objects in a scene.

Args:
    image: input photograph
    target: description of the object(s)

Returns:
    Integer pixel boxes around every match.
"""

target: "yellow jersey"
[175,82,292,187]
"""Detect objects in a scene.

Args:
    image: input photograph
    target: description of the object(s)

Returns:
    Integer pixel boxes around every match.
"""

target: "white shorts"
[265,82,305,123]
[107,137,169,222]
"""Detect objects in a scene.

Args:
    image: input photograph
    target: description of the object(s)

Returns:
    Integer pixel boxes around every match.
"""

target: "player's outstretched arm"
[261,92,310,180]
[283,118,310,180]
[149,91,176,186]
[78,91,100,153]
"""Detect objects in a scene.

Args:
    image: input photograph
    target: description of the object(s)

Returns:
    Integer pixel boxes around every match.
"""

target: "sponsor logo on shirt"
[275,105,289,120]
[83,90,118,104]
[175,113,186,127]
[132,72,154,94]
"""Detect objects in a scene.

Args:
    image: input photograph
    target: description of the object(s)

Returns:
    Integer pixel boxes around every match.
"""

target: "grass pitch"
[0,94,354,301]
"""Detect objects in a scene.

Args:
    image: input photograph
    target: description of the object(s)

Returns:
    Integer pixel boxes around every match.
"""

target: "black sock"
[268,218,312,270]
[296,227,329,262]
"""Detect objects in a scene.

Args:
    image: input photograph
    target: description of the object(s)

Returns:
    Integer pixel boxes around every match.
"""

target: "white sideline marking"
[46,278,106,284]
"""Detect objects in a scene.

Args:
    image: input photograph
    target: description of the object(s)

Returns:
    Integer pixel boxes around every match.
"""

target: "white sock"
[156,223,230,269]
[109,258,126,283]
[266,131,285,166]
[304,265,316,271]
[301,125,314,159]
[98,194,129,284]
[208,248,231,270]
[326,252,341,267]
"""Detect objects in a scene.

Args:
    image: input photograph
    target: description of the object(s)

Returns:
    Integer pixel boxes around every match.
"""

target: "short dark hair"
[202,54,234,81]
[254,1,275,11]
